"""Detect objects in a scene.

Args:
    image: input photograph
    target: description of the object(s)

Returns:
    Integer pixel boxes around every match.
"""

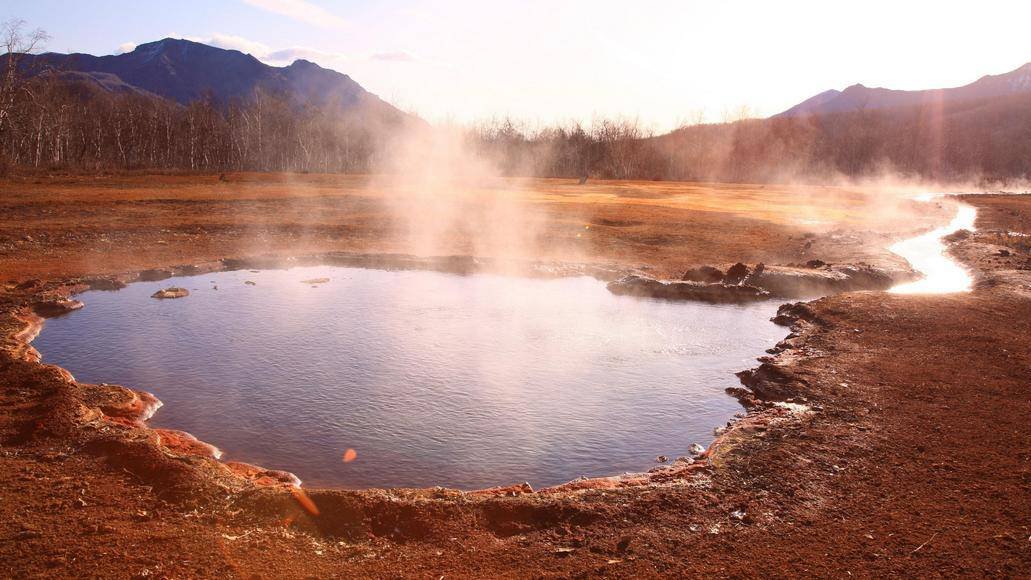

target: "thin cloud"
[167,33,347,68]
[369,51,450,68]
[199,33,274,58]
[370,51,419,63]
[116,42,137,54]
[241,0,347,30]
[156,32,437,71]
[266,47,349,66]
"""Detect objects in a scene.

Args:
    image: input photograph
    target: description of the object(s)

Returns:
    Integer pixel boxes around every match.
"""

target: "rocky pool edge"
[0,250,918,540]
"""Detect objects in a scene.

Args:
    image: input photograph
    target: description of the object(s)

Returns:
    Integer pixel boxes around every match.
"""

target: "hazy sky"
[4,1,1029,129]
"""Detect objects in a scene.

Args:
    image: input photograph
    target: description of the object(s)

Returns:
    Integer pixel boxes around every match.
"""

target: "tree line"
[467,94,1031,185]
[0,71,385,174]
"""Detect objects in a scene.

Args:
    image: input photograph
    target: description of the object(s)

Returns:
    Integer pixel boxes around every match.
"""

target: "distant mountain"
[11,38,414,125]
[778,62,1031,117]
[50,70,161,98]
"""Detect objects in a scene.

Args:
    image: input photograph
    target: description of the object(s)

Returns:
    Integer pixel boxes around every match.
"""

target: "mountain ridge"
[777,61,1031,117]
[10,38,414,125]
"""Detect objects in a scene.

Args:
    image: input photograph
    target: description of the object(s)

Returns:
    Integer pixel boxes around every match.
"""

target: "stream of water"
[890,196,977,294]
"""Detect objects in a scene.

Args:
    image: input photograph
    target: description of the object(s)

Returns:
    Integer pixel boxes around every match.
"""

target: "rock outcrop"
[742,263,899,298]
[626,260,910,305]
[32,299,85,317]
[771,302,820,326]
[607,275,769,304]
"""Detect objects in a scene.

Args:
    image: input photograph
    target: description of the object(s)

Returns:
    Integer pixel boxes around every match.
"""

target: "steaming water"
[34,266,786,490]
[890,196,977,294]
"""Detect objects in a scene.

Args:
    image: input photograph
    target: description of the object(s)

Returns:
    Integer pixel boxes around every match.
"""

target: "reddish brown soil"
[0,173,944,280]
[0,175,1027,578]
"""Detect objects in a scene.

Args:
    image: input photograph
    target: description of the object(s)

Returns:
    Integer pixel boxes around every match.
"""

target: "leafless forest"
[2,24,1029,184]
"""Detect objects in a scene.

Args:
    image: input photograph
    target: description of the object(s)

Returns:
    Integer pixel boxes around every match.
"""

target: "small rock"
[681,266,724,283]
[151,287,189,300]
[655,455,669,463]
[723,263,751,284]
[87,277,127,291]
[244,280,256,286]
[138,268,173,282]
[689,443,706,457]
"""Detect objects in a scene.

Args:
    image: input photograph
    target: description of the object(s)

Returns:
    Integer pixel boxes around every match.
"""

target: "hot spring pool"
[34,266,786,489]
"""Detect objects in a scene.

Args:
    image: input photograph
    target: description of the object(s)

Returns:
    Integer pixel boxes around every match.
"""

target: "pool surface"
[35,266,785,489]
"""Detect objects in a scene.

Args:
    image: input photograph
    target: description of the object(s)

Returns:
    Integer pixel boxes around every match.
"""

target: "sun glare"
[889,202,977,294]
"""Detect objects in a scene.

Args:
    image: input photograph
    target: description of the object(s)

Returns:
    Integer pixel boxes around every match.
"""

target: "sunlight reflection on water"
[33,267,786,489]
[889,194,977,294]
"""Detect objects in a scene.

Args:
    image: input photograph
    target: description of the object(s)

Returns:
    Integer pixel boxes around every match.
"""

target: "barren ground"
[0,174,1028,578]
[0,173,947,279]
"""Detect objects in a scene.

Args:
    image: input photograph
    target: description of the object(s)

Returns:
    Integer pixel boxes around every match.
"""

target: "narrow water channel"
[890,195,977,294]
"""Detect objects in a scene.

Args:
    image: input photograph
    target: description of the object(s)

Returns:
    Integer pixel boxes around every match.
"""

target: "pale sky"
[4,0,1030,130]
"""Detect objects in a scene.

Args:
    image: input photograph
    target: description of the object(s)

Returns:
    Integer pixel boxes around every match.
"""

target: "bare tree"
[0,19,48,153]
[0,32,1027,184]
